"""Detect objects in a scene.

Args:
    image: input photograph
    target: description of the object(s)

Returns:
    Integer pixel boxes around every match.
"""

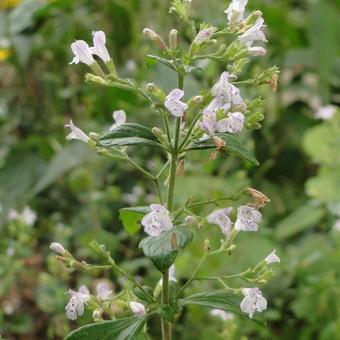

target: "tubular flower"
[141,204,173,236]
[239,17,267,48]
[193,27,217,45]
[217,112,245,134]
[235,205,262,231]
[96,282,113,301]
[264,250,280,264]
[91,31,111,63]
[207,208,233,234]
[129,301,146,317]
[70,40,95,66]
[65,120,90,143]
[65,286,90,320]
[240,287,267,319]
[164,89,188,117]
[224,0,248,25]
[50,242,66,255]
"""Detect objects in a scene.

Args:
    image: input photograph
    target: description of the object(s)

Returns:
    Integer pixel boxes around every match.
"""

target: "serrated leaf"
[139,227,193,272]
[275,203,325,240]
[98,123,162,149]
[146,55,176,71]
[65,316,145,340]
[179,290,241,315]
[187,133,259,165]
[119,206,150,235]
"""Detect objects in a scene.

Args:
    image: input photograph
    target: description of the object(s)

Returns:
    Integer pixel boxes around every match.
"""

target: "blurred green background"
[0,0,340,339]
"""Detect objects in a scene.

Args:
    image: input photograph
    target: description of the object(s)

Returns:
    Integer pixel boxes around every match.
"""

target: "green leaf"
[139,227,193,272]
[275,203,325,240]
[146,55,176,71]
[179,290,241,315]
[98,123,162,149]
[65,316,145,340]
[158,304,179,323]
[187,133,259,165]
[119,206,150,235]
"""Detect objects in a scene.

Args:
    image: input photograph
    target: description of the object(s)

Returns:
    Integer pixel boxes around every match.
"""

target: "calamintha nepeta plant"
[50,1,280,339]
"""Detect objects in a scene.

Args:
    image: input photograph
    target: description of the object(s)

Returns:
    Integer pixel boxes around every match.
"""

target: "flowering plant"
[51,1,280,339]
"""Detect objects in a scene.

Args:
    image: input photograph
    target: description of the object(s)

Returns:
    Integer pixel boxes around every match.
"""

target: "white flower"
[207,208,233,234]
[210,309,234,321]
[211,72,244,108]
[65,285,90,320]
[7,209,19,221]
[109,110,126,131]
[129,301,146,317]
[235,205,262,231]
[22,206,37,226]
[90,31,111,63]
[225,0,248,25]
[141,204,173,236]
[70,40,95,66]
[50,242,66,255]
[164,89,188,117]
[239,17,267,48]
[201,109,218,135]
[315,105,337,120]
[264,249,280,264]
[65,120,90,143]
[333,219,340,232]
[240,287,267,319]
[248,46,267,56]
[217,112,245,134]
[96,282,112,301]
[194,27,216,45]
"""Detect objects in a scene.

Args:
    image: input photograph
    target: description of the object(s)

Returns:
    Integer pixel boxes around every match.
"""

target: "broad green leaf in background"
[187,133,259,165]
[119,206,150,235]
[275,203,325,240]
[98,123,163,149]
[65,316,146,340]
[139,227,193,272]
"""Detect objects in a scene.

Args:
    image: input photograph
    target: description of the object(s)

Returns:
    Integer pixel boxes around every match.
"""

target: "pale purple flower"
[207,208,233,234]
[22,206,37,226]
[96,282,112,301]
[65,120,90,143]
[240,287,267,319]
[235,205,262,231]
[217,112,245,134]
[7,209,19,221]
[109,110,126,131]
[50,242,66,255]
[315,105,337,120]
[201,109,218,135]
[248,46,267,56]
[264,249,280,264]
[224,0,248,25]
[194,27,216,45]
[164,89,188,117]
[90,31,111,63]
[65,285,90,320]
[210,309,234,321]
[129,301,146,317]
[141,204,173,236]
[70,40,95,66]
[239,17,267,48]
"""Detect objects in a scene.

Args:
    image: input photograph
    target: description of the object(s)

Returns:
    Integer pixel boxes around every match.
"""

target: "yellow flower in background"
[0,48,10,61]
[0,0,21,10]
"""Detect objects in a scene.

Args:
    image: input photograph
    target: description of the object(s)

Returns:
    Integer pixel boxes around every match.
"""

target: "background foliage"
[0,0,339,339]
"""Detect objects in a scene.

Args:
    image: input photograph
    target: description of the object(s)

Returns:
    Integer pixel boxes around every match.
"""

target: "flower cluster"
[141,204,173,236]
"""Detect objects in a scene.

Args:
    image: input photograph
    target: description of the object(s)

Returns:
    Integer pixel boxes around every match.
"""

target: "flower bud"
[50,242,66,255]
[213,136,225,150]
[193,27,217,45]
[185,215,197,225]
[89,132,101,141]
[85,73,108,86]
[93,309,103,320]
[129,301,146,317]
[246,187,270,208]
[152,127,165,142]
[204,239,211,251]
[146,83,166,101]
[143,28,167,50]
[248,46,267,57]
[169,29,178,49]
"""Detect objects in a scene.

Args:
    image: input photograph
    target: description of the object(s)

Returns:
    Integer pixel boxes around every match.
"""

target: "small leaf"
[146,55,176,71]
[65,316,145,340]
[119,206,150,235]
[187,133,259,165]
[139,227,193,273]
[179,290,241,315]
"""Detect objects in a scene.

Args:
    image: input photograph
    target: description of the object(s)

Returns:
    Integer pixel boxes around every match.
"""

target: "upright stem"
[161,72,184,340]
